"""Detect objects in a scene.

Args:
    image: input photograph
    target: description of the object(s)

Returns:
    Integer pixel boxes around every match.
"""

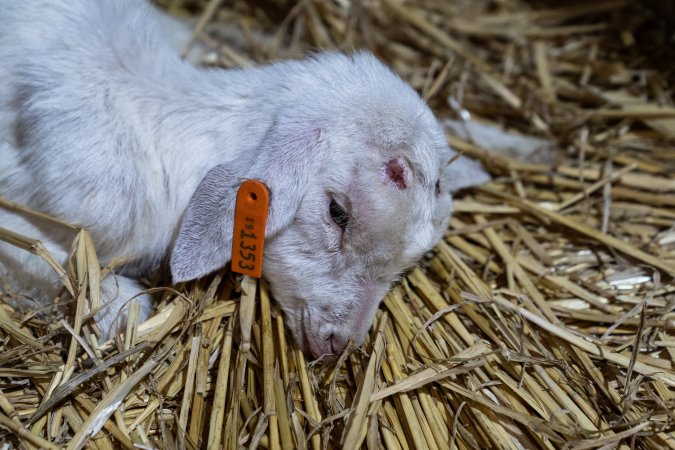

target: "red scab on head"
[383,158,409,190]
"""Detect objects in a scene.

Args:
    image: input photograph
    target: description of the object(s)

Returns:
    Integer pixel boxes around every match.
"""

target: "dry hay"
[1,0,675,448]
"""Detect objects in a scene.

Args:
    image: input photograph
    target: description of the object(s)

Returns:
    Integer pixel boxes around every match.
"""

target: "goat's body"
[2,1,261,272]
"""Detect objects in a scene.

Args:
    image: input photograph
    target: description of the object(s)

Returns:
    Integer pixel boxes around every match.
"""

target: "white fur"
[0,0,488,356]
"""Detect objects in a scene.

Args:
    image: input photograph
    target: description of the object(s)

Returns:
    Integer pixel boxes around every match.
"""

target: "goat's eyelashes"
[329,199,349,230]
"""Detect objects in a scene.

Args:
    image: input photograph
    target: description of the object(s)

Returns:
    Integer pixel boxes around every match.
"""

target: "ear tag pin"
[231,180,269,278]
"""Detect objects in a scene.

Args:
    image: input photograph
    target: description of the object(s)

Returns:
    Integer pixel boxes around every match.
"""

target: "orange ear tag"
[231,180,270,278]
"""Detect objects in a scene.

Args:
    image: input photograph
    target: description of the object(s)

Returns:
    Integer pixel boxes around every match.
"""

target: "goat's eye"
[329,199,349,230]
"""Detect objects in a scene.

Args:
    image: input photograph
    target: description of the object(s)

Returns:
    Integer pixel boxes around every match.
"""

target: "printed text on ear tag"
[231,180,269,278]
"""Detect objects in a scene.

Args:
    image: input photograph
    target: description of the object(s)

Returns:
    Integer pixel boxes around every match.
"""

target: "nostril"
[328,333,347,355]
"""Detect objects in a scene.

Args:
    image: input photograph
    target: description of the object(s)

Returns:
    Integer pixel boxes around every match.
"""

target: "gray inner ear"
[170,164,239,283]
[444,153,490,192]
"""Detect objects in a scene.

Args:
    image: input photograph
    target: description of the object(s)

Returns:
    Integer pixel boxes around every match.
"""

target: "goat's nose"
[308,325,350,358]
[328,332,349,355]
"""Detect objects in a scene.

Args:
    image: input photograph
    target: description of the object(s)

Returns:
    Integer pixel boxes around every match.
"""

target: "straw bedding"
[1,0,674,448]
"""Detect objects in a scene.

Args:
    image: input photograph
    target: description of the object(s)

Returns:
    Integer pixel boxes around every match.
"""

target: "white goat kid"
[0,0,488,357]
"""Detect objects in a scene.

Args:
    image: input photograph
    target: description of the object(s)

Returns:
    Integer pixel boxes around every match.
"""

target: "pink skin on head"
[382,158,410,190]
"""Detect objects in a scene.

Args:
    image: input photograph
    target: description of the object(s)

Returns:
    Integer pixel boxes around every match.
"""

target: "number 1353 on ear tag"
[231,180,269,278]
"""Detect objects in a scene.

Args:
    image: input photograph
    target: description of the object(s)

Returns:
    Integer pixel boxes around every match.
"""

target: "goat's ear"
[170,120,325,283]
[170,164,239,283]
[443,152,490,192]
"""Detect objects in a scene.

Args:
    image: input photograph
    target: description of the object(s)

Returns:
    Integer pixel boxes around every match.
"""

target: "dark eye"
[329,199,349,230]
[435,179,441,197]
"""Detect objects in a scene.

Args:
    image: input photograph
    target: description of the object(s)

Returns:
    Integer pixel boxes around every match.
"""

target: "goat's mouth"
[300,309,322,358]
[298,308,330,359]
[281,306,312,356]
